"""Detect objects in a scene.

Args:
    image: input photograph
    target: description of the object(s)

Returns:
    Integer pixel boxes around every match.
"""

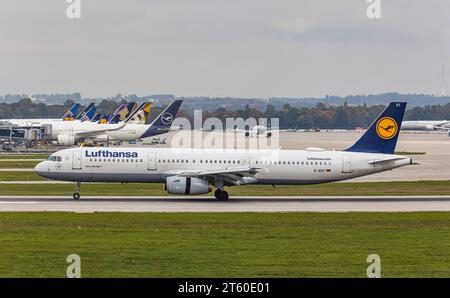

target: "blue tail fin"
[108,103,127,124]
[75,103,95,120]
[97,114,110,124]
[62,103,80,120]
[345,102,407,154]
[91,113,101,122]
[79,105,97,121]
[108,102,136,124]
[141,100,183,138]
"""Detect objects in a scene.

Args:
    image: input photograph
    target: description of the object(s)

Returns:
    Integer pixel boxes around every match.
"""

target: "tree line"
[1,98,450,129]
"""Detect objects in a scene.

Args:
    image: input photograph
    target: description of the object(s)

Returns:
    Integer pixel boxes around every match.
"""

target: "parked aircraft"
[89,100,182,143]
[4,103,82,126]
[35,102,412,201]
[48,100,181,145]
[402,120,450,136]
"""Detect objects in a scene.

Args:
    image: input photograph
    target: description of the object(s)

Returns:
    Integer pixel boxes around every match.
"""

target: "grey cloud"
[0,0,449,98]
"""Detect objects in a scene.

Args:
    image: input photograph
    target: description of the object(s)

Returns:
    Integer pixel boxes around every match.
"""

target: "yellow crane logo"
[376,117,398,139]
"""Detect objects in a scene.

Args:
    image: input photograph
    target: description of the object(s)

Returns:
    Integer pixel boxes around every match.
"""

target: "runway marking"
[1,195,450,212]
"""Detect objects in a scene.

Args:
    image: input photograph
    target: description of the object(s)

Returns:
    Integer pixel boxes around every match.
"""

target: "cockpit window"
[48,156,62,162]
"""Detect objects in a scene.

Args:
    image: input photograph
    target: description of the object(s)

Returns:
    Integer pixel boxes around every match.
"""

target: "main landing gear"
[73,182,81,200]
[214,189,229,201]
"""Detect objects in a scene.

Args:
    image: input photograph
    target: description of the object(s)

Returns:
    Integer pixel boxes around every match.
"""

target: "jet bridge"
[0,122,52,143]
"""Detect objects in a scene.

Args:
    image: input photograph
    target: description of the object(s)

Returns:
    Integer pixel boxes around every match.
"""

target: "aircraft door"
[242,156,251,167]
[148,152,157,170]
[342,154,352,173]
[72,150,82,170]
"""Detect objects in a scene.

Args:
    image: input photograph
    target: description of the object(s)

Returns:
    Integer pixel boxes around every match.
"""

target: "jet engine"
[57,134,76,145]
[166,176,211,195]
[425,125,435,131]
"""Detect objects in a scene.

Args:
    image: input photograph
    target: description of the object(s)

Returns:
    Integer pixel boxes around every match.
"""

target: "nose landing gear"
[73,182,81,200]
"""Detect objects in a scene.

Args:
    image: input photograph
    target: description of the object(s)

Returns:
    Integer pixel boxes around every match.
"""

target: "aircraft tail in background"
[75,103,96,120]
[140,100,183,138]
[108,102,136,124]
[125,102,153,124]
[62,103,80,121]
[79,104,97,122]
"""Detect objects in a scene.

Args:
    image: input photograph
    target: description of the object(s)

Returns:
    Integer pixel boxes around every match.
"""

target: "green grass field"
[0,154,48,160]
[0,212,449,277]
[0,180,449,196]
[0,160,41,168]
[0,171,47,181]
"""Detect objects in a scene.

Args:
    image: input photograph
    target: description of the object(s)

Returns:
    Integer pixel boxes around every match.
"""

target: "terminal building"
[0,121,51,149]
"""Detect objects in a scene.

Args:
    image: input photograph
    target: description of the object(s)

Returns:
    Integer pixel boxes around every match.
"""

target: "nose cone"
[34,161,50,178]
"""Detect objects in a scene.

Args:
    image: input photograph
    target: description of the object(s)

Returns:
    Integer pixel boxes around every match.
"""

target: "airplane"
[48,100,182,145]
[35,102,413,201]
[402,120,450,136]
[4,103,82,126]
[89,100,182,143]
[234,125,296,138]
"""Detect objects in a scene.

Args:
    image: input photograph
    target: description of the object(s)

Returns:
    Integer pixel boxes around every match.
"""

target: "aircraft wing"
[410,121,450,130]
[166,166,260,186]
[430,121,450,130]
[75,123,127,138]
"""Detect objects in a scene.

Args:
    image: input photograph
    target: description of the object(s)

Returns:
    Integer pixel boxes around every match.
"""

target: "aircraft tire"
[73,192,80,200]
[214,190,229,201]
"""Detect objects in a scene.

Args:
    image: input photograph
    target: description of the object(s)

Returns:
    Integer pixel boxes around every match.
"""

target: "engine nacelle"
[57,134,76,145]
[425,125,435,131]
[166,176,211,195]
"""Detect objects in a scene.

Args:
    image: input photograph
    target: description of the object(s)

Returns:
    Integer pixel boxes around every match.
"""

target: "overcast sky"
[0,0,449,98]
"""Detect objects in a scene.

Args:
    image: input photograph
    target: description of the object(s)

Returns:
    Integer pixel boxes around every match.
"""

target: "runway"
[1,195,450,212]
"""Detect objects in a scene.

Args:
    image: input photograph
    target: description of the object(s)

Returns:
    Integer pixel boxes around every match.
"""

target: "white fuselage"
[402,120,450,131]
[90,124,150,142]
[4,118,68,127]
[48,121,124,141]
[35,147,411,185]
[3,118,151,143]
